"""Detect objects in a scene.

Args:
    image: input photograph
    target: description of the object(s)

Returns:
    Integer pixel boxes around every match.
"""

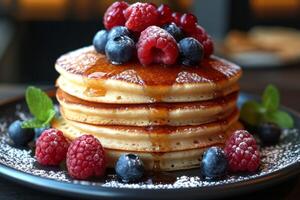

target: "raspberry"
[35,129,69,166]
[137,26,179,65]
[224,130,260,172]
[189,25,214,57]
[188,24,206,36]
[66,135,106,179]
[202,36,214,57]
[180,13,197,32]
[171,12,182,26]
[157,4,173,26]
[103,1,129,30]
[124,2,159,32]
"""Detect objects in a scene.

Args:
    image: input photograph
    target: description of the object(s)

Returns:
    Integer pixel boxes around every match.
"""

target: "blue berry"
[34,125,50,141]
[107,26,131,41]
[8,120,34,147]
[93,30,108,54]
[201,147,228,180]
[105,35,135,64]
[178,37,204,66]
[163,23,184,41]
[258,122,281,145]
[115,154,144,183]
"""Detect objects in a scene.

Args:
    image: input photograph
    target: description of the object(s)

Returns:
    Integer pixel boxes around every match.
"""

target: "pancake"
[57,88,238,126]
[105,122,242,171]
[107,147,217,171]
[52,109,239,152]
[55,46,242,104]
[52,118,242,171]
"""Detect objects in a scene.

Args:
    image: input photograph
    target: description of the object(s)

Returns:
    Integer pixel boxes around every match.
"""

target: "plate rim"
[0,91,300,199]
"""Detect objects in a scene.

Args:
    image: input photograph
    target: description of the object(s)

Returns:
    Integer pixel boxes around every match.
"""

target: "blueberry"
[178,37,204,66]
[93,30,108,54]
[258,122,281,145]
[115,154,144,183]
[201,147,228,180]
[163,23,184,41]
[107,26,131,41]
[105,35,135,64]
[8,120,34,147]
[34,125,50,141]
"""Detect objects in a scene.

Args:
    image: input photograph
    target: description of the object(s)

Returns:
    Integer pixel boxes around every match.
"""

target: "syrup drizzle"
[56,47,240,102]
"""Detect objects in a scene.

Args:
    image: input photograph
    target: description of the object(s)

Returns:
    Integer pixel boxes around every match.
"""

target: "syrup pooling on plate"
[56,47,241,101]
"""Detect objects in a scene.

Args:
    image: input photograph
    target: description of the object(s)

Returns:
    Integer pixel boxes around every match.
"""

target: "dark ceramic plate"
[0,92,299,200]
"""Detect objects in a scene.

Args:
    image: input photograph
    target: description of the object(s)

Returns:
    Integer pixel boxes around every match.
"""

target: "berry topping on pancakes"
[93,30,108,54]
[178,37,204,66]
[124,3,159,32]
[103,1,129,30]
[180,13,198,32]
[94,1,214,65]
[157,4,173,26]
[137,26,179,65]
[163,23,184,42]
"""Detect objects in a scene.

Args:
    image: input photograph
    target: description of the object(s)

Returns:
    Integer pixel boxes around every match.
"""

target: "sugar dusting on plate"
[0,105,299,189]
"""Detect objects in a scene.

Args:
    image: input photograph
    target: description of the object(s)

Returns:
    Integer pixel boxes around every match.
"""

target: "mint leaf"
[22,86,56,129]
[240,84,294,129]
[240,101,264,126]
[26,86,54,121]
[262,84,280,112]
[44,109,56,125]
[265,110,294,128]
[21,118,44,129]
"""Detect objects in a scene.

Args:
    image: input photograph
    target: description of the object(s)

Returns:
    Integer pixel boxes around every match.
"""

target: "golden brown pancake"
[105,122,243,171]
[52,118,242,171]
[57,88,238,126]
[55,46,242,103]
[53,109,239,152]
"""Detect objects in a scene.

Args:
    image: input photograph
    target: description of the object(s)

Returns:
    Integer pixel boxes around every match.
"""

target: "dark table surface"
[0,65,300,200]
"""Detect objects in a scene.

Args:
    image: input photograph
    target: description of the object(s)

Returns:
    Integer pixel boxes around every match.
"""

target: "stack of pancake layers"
[53,46,242,171]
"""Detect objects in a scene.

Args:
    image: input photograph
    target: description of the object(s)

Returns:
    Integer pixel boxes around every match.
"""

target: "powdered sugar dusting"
[0,105,299,189]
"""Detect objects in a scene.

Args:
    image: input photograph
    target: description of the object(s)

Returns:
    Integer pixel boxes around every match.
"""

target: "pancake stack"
[52,46,242,171]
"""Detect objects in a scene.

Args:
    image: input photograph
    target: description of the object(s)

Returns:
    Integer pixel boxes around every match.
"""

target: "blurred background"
[0,0,300,87]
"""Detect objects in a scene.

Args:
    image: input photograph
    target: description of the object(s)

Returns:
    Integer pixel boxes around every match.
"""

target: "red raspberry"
[66,135,106,179]
[202,36,214,57]
[157,4,173,26]
[35,129,69,166]
[124,2,159,32]
[171,12,182,26]
[137,26,179,65]
[189,25,214,57]
[103,1,129,30]
[180,13,197,32]
[188,24,205,35]
[224,130,260,172]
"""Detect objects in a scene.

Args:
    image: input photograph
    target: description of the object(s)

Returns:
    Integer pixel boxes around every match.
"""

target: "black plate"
[0,92,299,200]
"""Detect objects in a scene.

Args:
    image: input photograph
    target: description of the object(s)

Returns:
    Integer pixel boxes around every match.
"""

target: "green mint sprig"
[240,84,294,128]
[21,86,56,128]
